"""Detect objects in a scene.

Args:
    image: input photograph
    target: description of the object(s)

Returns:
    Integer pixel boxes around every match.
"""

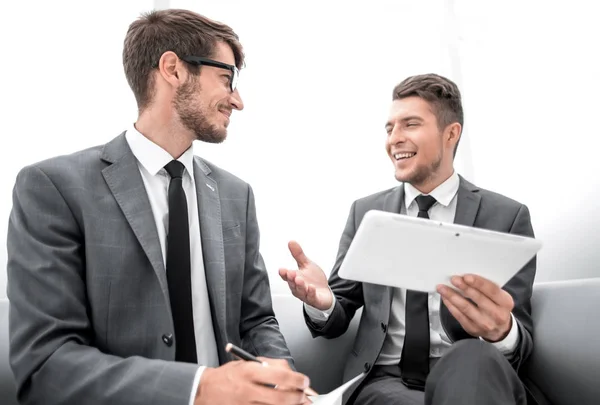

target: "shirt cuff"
[482,313,520,354]
[303,288,336,322]
[188,366,205,405]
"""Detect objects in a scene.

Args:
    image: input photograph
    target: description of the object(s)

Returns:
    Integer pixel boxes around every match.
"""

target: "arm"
[238,185,293,365]
[303,202,365,339]
[7,166,198,405]
[500,204,536,369]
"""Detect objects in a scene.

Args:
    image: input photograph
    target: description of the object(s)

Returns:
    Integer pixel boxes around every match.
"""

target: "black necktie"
[400,194,437,390]
[164,160,197,363]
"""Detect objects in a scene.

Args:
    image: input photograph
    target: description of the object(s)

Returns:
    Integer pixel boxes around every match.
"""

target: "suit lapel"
[101,134,169,301]
[382,185,404,216]
[193,157,227,360]
[453,176,482,227]
[441,176,482,342]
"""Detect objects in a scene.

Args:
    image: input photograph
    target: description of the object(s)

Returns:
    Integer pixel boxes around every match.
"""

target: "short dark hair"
[123,9,245,112]
[392,73,463,156]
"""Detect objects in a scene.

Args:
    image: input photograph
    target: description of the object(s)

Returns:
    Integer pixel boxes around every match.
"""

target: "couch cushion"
[272,295,360,394]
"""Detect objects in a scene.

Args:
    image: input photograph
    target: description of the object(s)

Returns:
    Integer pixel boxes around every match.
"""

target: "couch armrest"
[1,299,19,404]
[524,278,600,405]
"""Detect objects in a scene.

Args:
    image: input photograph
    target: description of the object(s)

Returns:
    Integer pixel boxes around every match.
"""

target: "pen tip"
[225,343,232,352]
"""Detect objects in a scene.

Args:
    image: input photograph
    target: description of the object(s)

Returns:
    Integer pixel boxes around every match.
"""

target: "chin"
[194,127,228,144]
[394,167,419,184]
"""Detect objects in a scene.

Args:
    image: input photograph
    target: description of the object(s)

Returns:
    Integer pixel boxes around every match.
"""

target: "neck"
[412,166,455,194]
[135,105,193,159]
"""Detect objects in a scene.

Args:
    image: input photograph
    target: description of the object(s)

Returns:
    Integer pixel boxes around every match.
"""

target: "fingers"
[438,283,512,340]
[450,276,512,328]
[205,362,308,405]
[280,267,321,308]
[279,268,291,281]
[438,285,490,330]
[234,378,306,405]
[462,274,514,309]
[252,383,308,405]
[450,276,495,313]
[288,241,310,267]
[440,295,480,336]
[256,358,310,401]
[244,361,309,393]
[281,270,310,300]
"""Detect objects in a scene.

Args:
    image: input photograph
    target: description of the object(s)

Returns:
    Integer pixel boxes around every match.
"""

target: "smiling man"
[279,74,540,405]
[7,9,310,405]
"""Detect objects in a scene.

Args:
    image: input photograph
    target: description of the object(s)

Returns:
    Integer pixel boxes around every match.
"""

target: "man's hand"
[279,241,333,310]
[196,359,310,405]
[437,274,514,342]
[258,358,314,405]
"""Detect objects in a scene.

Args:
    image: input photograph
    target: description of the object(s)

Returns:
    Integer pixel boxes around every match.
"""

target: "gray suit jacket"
[304,176,537,401]
[6,133,291,405]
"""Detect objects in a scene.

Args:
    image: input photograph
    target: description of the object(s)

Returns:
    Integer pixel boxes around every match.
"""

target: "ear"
[156,51,188,88]
[446,122,462,150]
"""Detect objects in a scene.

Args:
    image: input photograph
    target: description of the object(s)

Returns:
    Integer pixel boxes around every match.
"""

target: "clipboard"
[338,210,542,292]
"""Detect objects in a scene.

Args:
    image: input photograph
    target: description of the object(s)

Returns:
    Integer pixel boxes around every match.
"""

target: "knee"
[439,339,506,369]
[426,340,523,405]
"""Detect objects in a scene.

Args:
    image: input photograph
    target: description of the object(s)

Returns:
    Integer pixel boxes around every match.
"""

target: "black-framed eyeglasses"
[182,56,239,92]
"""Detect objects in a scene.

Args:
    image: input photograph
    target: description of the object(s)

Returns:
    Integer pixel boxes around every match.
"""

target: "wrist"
[314,288,334,311]
[485,316,512,343]
[195,367,214,403]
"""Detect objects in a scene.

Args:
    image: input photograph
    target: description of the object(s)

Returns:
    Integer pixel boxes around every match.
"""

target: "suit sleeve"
[304,201,365,339]
[502,204,536,371]
[7,166,198,405]
[238,185,293,366]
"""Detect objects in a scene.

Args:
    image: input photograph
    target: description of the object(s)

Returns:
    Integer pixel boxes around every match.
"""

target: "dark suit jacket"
[304,176,540,403]
[7,133,291,405]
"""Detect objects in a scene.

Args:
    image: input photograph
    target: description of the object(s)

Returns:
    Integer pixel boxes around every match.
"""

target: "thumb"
[288,240,310,267]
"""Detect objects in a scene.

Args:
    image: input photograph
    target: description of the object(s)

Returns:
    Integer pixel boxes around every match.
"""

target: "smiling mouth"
[393,152,416,160]
[219,110,232,118]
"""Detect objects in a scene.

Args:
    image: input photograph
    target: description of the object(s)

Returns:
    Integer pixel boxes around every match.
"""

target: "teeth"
[394,152,415,160]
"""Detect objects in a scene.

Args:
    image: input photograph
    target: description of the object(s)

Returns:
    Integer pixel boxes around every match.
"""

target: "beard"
[400,154,443,186]
[173,77,227,144]
[395,144,444,187]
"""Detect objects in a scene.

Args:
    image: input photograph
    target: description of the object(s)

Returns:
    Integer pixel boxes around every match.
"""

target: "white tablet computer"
[338,210,542,292]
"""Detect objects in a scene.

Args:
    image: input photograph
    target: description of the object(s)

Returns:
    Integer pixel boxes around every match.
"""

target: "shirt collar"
[125,124,195,180]
[404,171,460,209]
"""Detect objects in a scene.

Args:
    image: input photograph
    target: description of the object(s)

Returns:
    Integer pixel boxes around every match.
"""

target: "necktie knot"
[165,160,185,179]
[415,194,437,214]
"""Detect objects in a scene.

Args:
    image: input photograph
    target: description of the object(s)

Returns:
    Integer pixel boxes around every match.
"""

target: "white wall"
[1,0,599,298]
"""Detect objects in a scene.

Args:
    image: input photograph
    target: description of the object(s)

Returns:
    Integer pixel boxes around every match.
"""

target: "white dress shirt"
[305,171,519,365]
[126,125,218,405]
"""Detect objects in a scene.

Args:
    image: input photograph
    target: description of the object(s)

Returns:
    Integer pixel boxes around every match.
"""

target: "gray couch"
[1,278,599,404]
[272,278,600,405]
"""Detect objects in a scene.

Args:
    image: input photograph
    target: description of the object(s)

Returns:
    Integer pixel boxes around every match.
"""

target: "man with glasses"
[7,9,310,405]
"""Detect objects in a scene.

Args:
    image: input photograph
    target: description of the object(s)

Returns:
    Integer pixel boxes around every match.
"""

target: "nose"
[388,126,406,146]
[229,89,244,111]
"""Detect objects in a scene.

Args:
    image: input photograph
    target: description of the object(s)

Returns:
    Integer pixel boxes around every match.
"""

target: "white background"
[1,0,599,298]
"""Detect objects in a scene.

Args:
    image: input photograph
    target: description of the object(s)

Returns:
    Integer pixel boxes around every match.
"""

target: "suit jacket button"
[364,362,371,372]
[162,333,173,347]
[380,322,387,333]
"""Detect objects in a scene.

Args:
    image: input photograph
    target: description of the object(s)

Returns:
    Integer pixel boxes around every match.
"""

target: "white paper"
[308,372,366,405]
